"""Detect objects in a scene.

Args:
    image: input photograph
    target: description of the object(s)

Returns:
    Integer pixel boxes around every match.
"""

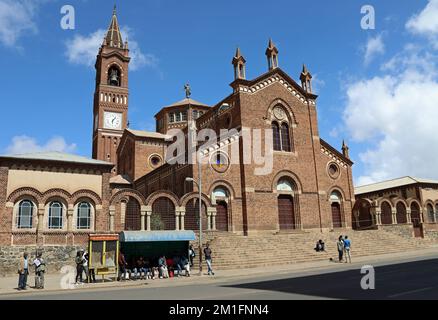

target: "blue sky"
[1,0,438,186]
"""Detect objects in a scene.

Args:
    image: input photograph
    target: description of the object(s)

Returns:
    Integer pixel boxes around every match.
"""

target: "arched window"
[49,202,63,229]
[108,66,121,87]
[427,204,435,223]
[272,122,281,151]
[17,200,33,229]
[281,123,291,152]
[277,178,295,193]
[77,202,91,230]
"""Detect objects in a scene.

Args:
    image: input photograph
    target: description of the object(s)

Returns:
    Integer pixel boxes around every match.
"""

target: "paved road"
[3,258,438,300]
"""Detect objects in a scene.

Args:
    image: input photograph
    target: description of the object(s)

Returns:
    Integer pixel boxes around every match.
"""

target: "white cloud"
[6,136,77,155]
[343,48,438,185]
[65,27,158,71]
[0,0,39,48]
[406,0,438,37]
[364,35,385,65]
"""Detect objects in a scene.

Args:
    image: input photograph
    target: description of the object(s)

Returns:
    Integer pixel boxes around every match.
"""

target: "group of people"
[75,249,96,284]
[117,253,192,280]
[17,251,46,291]
[117,243,215,280]
[314,236,352,264]
[336,235,352,263]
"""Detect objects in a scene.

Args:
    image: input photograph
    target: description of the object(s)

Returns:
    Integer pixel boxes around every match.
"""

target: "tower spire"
[105,5,123,48]
[342,140,350,159]
[232,47,246,80]
[300,64,313,93]
[265,38,279,70]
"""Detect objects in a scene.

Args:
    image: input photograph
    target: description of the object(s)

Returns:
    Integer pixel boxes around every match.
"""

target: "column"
[175,211,180,230]
[37,204,45,232]
[391,209,397,225]
[434,210,437,223]
[406,208,412,224]
[207,207,216,231]
[419,209,424,223]
[67,205,74,232]
[141,206,147,231]
[373,208,382,226]
[109,206,116,232]
[206,212,212,231]
[146,206,152,231]
[212,213,217,231]
[176,207,186,231]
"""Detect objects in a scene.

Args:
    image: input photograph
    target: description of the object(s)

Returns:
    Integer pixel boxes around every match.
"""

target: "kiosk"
[88,234,119,282]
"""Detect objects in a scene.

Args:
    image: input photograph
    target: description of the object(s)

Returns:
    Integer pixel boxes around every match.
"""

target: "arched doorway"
[185,199,208,231]
[354,200,373,230]
[212,186,231,232]
[411,202,423,238]
[278,195,295,230]
[151,197,176,230]
[125,198,141,231]
[216,201,228,231]
[396,202,407,224]
[276,177,297,230]
[330,191,343,228]
[381,202,393,225]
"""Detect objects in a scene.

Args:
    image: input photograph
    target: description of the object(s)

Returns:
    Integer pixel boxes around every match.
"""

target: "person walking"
[33,252,46,289]
[17,252,29,290]
[343,236,352,263]
[189,244,195,267]
[82,251,90,283]
[337,236,344,263]
[75,250,84,284]
[204,243,214,276]
[118,251,128,281]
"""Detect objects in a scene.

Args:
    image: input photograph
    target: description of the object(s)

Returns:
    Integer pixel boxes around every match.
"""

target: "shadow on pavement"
[222,259,438,300]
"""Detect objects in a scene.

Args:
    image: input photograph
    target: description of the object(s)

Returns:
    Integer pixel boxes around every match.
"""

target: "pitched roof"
[162,98,210,109]
[105,6,124,48]
[355,176,438,195]
[0,151,113,166]
[126,129,170,139]
[110,174,133,185]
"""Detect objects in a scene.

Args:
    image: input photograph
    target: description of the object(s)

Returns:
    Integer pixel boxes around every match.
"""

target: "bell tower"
[92,6,130,172]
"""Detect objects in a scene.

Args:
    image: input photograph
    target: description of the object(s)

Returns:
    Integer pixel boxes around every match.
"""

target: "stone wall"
[0,246,82,277]
[377,224,414,239]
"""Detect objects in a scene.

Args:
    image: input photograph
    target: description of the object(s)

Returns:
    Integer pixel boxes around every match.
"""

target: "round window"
[150,155,162,168]
[328,163,340,179]
[210,152,230,173]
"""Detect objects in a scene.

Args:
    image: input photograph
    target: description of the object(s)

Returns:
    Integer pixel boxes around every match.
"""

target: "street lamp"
[186,170,203,275]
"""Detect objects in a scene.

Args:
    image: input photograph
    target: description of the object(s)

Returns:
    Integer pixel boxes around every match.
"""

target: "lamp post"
[185,156,203,275]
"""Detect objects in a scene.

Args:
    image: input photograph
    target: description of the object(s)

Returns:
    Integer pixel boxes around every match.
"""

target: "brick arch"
[376,198,394,210]
[180,192,212,207]
[424,199,435,208]
[352,198,374,230]
[407,198,422,210]
[391,197,408,208]
[41,189,72,205]
[208,180,236,199]
[145,191,179,208]
[71,190,102,206]
[7,187,43,204]
[327,186,346,201]
[272,170,303,193]
[267,98,297,124]
[110,189,146,207]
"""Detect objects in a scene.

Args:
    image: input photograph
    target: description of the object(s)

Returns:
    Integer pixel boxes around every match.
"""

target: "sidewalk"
[1,246,437,297]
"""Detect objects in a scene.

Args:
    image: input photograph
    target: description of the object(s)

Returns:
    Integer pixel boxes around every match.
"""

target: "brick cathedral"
[0,8,362,273]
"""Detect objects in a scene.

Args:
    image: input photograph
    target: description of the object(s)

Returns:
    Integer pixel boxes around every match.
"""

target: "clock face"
[104,112,122,130]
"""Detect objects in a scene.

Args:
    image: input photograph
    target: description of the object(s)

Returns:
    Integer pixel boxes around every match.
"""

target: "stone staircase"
[191,229,436,270]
